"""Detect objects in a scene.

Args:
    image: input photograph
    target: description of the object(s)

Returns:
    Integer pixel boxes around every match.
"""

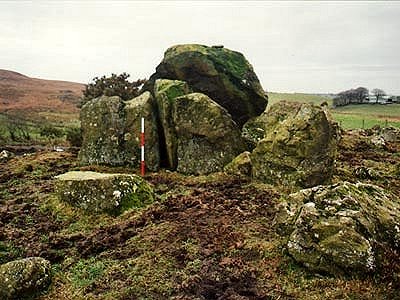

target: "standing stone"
[145,44,268,127]
[0,257,51,299]
[173,93,246,175]
[124,92,160,171]
[154,79,191,169]
[78,95,125,166]
[251,101,339,188]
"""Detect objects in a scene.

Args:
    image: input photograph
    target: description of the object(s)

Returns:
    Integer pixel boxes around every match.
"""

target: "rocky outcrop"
[124,91,160,171]
[250,101,339,188]
[172,93,246,175]
[0,257,51,299]
[154,79,192,169]
[146,44,268,127]
[78,95,125,166]
[55,171,154,215]
[274,182,400,276]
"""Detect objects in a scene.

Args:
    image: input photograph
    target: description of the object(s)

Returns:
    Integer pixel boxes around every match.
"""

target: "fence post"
[362,119,365,129]
[140,117,145,176]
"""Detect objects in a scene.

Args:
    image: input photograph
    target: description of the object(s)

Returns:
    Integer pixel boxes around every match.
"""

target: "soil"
[0,128,399,299]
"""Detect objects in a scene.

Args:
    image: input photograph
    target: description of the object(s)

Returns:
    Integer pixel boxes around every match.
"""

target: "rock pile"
[145,44,268,127]
[79,44,264,175]
[78,44,339,186]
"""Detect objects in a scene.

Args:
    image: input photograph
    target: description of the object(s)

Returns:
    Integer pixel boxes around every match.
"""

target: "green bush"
[39,125,64,139]
[81,73,146,106]
[65,127,82,147]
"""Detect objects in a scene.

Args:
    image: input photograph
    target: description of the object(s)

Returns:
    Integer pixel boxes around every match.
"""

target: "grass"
[70,258,107,289]
[332,103,400,129]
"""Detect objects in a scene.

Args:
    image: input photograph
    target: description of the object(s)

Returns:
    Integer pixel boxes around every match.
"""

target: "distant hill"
[0,69,84,114]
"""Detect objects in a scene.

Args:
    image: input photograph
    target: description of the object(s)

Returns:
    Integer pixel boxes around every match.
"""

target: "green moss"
[118,180,154,213]
[164,44,253,80]
[154,79,191,101]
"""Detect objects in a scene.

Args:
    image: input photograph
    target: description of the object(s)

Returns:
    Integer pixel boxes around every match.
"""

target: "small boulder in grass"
[55,171,154,215]
[0,257,51,300]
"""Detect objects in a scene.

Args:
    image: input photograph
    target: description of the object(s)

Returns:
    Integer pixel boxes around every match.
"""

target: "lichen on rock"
[224,151,252,177]
[78,95,126,166]
[55,171,154,215]
[124,91,160,171]
[154,79,192,169]
[0,257,51,300]
[275,182,400,276]
[250,101,340,188]
[172,92,246,175]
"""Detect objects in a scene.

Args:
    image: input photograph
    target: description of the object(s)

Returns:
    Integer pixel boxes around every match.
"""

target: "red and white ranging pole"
[140,117,145,176]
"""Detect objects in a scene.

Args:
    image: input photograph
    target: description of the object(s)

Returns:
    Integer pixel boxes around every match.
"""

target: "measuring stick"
[140,117,145,176]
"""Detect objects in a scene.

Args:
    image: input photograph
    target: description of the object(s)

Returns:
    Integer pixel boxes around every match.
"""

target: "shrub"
[39,125,64,139]
[81,73,146,106]
[66,127,82,147]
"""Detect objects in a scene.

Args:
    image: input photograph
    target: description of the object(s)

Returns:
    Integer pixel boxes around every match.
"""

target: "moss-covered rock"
[124,91,160,171]
[0,257,51,299]
[224,151,252,177]
[275,182,400,276]
[172,93,246,175]
[154,79,191,169]
[146,44,268,127]
[78,95,126,166]
[251,101,339,188]
[55,171,154,215]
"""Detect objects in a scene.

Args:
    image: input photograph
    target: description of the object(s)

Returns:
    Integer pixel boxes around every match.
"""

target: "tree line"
[333,87,387,107]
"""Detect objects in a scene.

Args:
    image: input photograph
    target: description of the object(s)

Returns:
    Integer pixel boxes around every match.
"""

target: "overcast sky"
[1,1,399,94]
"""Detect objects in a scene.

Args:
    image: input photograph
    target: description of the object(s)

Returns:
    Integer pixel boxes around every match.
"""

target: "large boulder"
[154,79,192,169]
[124,91,160,171]
[55,171,154,215]
[172,93,246,175]
[251,101,339,188]
[274,182,400,276]
[78,95,125,166]
[146,44,268,127]
[0,257,51,299]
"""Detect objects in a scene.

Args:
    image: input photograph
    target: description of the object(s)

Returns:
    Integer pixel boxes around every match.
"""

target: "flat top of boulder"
[125,91,152,108]
[55,171,127,181]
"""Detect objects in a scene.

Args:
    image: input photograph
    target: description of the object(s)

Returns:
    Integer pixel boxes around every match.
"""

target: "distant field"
[268,92,400,129]
[0,111,79,145]
[268,92,333,106]
[332,103,400,129]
